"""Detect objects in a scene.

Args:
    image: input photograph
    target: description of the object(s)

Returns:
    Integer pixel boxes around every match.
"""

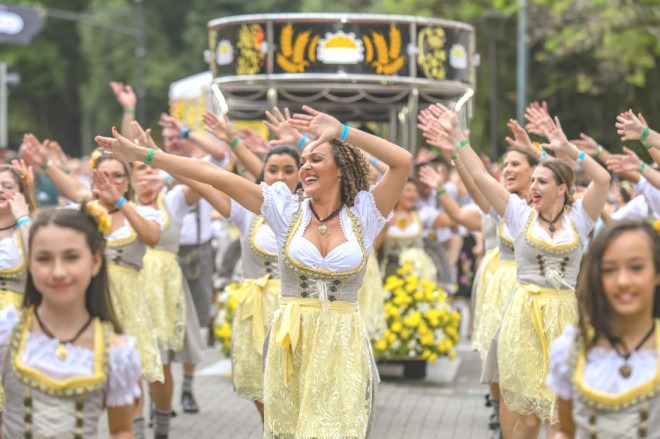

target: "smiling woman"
[96,105,413,439]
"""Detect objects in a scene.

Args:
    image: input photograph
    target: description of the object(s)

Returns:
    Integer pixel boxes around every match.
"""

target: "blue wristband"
[17,217,31,228]
[540,151,549,160]
[576,151,587,164]
[371,158,379,167]
[339,124,349,142]
[180,126,190,139]
[297,136,308,150]
[164,172,173,185]
[115,197,127,209]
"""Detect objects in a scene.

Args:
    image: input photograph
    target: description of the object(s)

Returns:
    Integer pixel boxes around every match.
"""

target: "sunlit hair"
[576,220,660,348]
[502,147,539,167]
[538,159,575,208]
[256,145,300,186]
[23,208,122,333]
[330,139,370,206]
[93,155,134,201]
[0,165,37,212]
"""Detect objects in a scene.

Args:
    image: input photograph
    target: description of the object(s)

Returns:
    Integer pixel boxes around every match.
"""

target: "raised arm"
[159,113,227,162]
[616,110,660,167]
[289,105,413,216]
[96,128,264,215]
[607,148,660,190]
[573,132,639,183]
[109,81,137,140]
[22,134,93,203]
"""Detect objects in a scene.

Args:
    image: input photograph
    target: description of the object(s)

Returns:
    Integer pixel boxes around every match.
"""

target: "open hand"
[288,105,342,151]
[606,147,643,174]
[91,169,123,206]
[202,111,235,143]
[8,192,29,220]
[615,110,646,142]
[95,127,141,163]
[264,107,302,147]
[109,82,137,110]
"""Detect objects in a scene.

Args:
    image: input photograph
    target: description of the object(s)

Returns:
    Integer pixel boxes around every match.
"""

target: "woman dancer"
[97,105,413,438]
[0,159,37,310]
[430,106,609,438]
[0,207,141,438]
[548,220,660,438]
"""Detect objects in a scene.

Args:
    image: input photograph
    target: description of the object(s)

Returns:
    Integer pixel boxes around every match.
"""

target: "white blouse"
[504,194,595,245]
[0,306,142,407]
[261,181,389,272]
[547,325,658,400]
[105,204,164,240]
[230,200,277,255]
[0,231,22,271]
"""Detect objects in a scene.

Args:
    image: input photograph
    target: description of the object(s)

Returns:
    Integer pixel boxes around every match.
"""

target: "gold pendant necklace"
[309,202,343,235]
[33,308,94,361]
[605,323,655,378]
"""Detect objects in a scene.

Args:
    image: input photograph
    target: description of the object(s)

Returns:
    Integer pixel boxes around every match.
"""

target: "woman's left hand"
[9,193,29,221]
[539,116,579,160]
[606,147,643,174]
[95,127,141,163]
[289,105,342,151]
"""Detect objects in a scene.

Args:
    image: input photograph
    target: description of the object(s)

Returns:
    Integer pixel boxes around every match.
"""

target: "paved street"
[102,341,492,438]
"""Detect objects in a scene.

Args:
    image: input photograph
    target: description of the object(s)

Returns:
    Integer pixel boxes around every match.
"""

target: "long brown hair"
[330,139,370,206]
[23,207,122,333]
[576,220,660,348]
[538,159,575,208]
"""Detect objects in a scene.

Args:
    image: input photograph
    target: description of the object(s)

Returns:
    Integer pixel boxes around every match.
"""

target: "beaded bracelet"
[115,197,127,209]
[144,149,155,165]
[339,124,349,142]
[297,136,308,150]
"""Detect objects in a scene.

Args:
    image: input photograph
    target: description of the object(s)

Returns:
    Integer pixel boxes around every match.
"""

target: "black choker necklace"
[605,323,656,378]
[0,222,16,231]
[538,209,564,233]
[34,308,94,360]
[309,203,343,235]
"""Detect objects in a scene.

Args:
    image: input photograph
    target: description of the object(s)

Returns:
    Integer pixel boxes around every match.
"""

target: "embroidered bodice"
[381,211,425,258]
[261,182,388,303]
[231,200,279,279]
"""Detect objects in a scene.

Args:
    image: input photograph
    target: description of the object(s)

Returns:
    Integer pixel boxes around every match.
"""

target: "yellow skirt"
[0,290,22,310]
[470,248,500,354]
[472,260,516,360]
[399,247,438,284]
[498,283,577,423]
[231,276,281,402]
[108,264,164,383]
[263,297,376,439]
[140,249,186,353]
[358,251,386,340]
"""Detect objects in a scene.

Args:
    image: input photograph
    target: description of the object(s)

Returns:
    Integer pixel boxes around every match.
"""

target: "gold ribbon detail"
[275,297,356,386]
[233,275,273,355]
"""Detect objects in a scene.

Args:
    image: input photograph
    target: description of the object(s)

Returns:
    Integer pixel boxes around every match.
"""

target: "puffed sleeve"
[502,193,530,238]
[229,199,252,236]
[546,324,576,400]
[106,335,142,407]
[165,185,192,224]
[134,204,166,231]
[0,305,19,362]
[350,186,392,248]
[635,176,660,218]
[569,199,596,239]
[260,181,300,245]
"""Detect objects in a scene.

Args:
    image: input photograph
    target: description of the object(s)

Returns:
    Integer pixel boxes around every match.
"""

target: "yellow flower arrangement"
[88,148,104,169]
[84,202,113,235]
[374,262,460,362]
[213,282,239,357]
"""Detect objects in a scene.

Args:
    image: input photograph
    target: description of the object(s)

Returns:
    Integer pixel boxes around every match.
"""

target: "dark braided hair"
[330,139,370,206]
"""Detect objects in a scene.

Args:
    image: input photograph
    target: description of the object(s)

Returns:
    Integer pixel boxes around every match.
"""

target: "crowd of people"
[0,79,657,439]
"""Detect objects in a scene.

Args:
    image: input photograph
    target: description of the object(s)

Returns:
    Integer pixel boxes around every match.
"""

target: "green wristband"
[229,138,239,148]
[123,107,135,114]
[638,162,647,174]
[640,126,650,142]
[644,143,652,150]
[451,154,458,162]
[595,146,603,158]
[144,149,155,165]
[457,140,469,149]
[436,188,447,197]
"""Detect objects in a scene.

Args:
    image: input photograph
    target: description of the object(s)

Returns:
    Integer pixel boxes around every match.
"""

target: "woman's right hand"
[606,147,643,174]
[95,127,141,163]
[615,110,646,142]
[109,81,137,110]
[418,165,443,190]
[572,133,599,156]
[202,111,236,143]
[91,169,123,206]
[289,105,342,151]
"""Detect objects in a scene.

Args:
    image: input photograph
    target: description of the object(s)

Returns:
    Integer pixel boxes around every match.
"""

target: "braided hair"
[330,139,371,207]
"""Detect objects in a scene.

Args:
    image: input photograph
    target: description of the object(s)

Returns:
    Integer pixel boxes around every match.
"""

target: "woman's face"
[131,161,158,196]
[397,182,419,211]
[97,159,129,197]
[0,171,20,211]
[601,230,658,320]
[264,153,299,194]
[530,166,565,213]
[502,151,534,195]
[299,143,341,199]
[29,225,102,308]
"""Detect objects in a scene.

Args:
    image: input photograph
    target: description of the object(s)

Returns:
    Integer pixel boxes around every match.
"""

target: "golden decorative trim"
[248,215,278,259]
[498,220,514,250]
[573,320,660,411]
[525,209,579,253]
[11,309,110,396]
[89,200,138,247]
[156,192,170,230]
[283,202,366,279]
[386,211,422,239]
[0,230,26,276]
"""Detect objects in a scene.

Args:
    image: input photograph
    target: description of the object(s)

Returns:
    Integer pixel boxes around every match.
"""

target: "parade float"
[201,13,476,378]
